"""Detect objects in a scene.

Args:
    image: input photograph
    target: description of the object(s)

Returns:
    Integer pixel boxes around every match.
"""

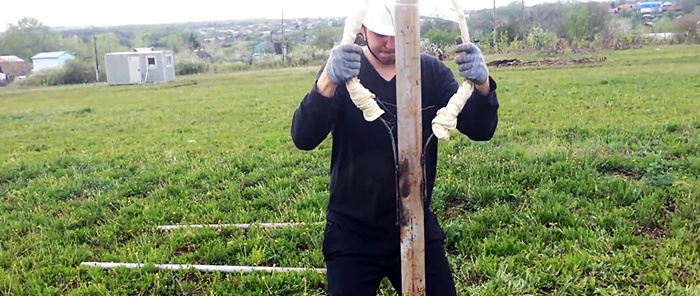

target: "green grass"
[1,45,699,295]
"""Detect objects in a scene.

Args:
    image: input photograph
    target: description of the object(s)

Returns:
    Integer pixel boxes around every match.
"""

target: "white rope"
[340,0,475,135]
[430,0,475,140]
[341,0,385,122]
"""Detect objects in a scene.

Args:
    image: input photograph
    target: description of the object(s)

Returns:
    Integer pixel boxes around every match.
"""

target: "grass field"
[1,45,699,295]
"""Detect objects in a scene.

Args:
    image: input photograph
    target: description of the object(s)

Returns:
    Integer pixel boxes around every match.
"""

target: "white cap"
[362,0,396,36]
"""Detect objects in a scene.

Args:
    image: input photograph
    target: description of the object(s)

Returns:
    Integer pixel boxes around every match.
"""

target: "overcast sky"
[2,0,603,32]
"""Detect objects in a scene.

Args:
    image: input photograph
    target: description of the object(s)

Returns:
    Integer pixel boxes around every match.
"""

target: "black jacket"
[291,52,499,242]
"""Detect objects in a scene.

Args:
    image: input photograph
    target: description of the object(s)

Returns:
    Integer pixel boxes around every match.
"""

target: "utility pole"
[106,25,112,53]
[281,8,286,62]
[93,26,100,82]
[493,0,498,51]
[394,0,426,294]
[521,0,525,41]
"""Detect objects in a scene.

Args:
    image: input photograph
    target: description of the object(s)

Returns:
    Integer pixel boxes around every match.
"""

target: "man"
[290,0,499,294]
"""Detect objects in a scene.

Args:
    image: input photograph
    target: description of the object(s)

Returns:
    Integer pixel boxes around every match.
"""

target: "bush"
[285,44,328,67]
[176,57,210,75]
[170,44,330,76]
[250,54,286,70]
[526,27,559,51]
[62,59,97,84]
[14,59,98,87]
[212,61,248,73]
[672,13,700,44]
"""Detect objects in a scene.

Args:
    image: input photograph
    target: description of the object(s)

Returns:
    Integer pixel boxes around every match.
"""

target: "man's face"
[363,27,396,65]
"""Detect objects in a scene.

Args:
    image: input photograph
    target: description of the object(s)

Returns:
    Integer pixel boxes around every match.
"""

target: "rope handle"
[430,0,475,140]
[340,0,385,122]
[338,0,475,136]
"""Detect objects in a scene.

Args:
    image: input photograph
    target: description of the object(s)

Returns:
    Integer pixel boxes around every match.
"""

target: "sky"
[1,0,600,32]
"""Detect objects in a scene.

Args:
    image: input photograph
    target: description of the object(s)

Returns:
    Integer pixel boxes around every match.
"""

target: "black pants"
[322,220,457,296]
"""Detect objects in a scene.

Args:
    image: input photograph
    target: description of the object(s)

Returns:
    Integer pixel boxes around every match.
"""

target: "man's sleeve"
[290,64,340,150]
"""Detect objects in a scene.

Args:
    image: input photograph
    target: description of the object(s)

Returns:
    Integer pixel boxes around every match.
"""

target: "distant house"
[0,55,28,85]
[661,2,682,11]
[253,41,276,57]
[639,1,663,13]
[253,41,286,59]
[644,32,674,40]
[609,3,635,13]
[31,51,76,72]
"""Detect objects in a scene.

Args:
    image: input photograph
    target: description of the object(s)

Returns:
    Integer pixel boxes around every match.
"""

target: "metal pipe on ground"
[80,262,326,273]
[156,222,322,231]
[81,221,327,275]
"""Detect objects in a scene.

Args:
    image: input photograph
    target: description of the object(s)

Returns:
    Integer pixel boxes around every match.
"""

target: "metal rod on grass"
[80,262,326,273]
[156,222,321,231]
[393,0,426,295]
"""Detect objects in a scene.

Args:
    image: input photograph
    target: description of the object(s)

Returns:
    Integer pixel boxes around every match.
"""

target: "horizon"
[1,0,606,33]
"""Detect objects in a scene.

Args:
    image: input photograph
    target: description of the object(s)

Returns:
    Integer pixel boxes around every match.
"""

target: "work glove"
[454,43,489,85]
[325,44,363,85]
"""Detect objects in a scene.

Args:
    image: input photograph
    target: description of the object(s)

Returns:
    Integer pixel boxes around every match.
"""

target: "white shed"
[104,49,176,85]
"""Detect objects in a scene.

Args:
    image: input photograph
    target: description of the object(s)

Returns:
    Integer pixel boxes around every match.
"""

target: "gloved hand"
[325,44,363,85]
[454,43,489,85]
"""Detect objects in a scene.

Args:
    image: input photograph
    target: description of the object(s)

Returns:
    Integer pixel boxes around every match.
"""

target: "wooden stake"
[393,0,426,295]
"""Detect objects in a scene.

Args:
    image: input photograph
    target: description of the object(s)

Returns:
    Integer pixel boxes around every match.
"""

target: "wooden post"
[393,0,426,295]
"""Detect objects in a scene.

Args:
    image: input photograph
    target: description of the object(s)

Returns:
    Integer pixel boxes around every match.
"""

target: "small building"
[30,51,76,72]
[661,2,682,12]
[252,41,286,60]
[0,55,28,84]
[253,41,276,56]
[639,1,663,13]
[104,49,175,85]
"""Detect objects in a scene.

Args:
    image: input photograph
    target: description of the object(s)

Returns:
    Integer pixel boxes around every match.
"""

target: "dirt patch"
[62,279,80,293]
[173,244,196,256]
[183,272,199,282]
[486,56,607,68]
[638,224,665,240]
[610,168,639,180]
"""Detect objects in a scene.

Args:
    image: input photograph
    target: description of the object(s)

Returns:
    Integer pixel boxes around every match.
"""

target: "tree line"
[425,0,699,52]
[1,0,698,87]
